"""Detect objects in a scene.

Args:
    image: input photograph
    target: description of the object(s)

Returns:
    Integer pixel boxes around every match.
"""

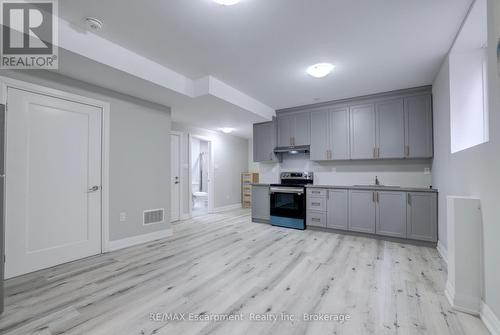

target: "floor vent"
[143,208,164,225]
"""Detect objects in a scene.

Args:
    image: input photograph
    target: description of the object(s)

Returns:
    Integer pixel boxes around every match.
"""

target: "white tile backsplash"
[256,153,433,188]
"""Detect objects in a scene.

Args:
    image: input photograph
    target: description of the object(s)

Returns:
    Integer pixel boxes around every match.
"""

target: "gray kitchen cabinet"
[293,112,311,146]
[326,189,348,230]
[375,191,406,238]
[406,192,437,242]
[277,114,294,147]
[307,211,327,228]
[330,107,350,160]
[310,109,330,161]
[349,190,376,233]
[277,112,310,147]
[253,121,278,162]
[350,104,376,159]
[251,185,270,223]
[376,99,405,159]
[405,95,433,158]
[310,107,349,161]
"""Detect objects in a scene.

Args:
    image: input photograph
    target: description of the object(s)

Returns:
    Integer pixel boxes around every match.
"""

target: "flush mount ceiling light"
[83,17,103,32]
[213,0,240,5]
[306,63,335,78]
[219,127,235,134]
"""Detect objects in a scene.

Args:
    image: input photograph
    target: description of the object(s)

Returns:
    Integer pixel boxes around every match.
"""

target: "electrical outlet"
[424,168,431,175]
[119,212,127,222]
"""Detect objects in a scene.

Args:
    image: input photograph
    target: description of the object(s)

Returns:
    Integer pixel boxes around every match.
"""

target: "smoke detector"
[83,17,103,32]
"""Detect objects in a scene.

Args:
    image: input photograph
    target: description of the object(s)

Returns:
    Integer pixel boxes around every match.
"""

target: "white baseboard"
[209,203,242,213]
[445,280,481,316]
[106,228,173,252]
[481,301,500,335]
[180,214,191,220]
[436,240,448,265]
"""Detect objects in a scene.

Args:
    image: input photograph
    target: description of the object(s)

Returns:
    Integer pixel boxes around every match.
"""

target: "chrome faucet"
[375,176,380,186]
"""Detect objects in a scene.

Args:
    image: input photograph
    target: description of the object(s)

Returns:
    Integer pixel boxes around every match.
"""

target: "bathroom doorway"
[189,135,213,217]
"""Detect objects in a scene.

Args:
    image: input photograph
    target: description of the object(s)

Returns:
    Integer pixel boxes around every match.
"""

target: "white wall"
[172,122,248,215]
[0,70,172,242]
[432,0,500,321]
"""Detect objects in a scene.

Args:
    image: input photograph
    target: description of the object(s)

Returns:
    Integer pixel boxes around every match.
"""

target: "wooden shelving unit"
[241,173,259,208]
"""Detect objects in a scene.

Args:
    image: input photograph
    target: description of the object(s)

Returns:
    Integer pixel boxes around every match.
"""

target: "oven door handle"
[269,187,304,194]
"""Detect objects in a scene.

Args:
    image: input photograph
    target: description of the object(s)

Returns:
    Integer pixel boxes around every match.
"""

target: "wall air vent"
[143,208,164,225]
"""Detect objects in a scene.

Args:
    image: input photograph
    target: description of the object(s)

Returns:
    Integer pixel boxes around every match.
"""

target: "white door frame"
[0,76,112,253]
[170,131,183,221]
[188,134,214,216]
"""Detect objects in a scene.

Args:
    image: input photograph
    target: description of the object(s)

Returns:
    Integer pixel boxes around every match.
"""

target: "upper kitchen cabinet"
[253,120,279,163]
[311,107,349,161]
[350,104,376,159]
[376,99,405,159]
[277,111,311,147]
[405,94,433,158]
[310,109,330,161]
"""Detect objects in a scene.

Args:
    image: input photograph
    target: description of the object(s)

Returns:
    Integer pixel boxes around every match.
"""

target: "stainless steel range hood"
[273,145,310,154]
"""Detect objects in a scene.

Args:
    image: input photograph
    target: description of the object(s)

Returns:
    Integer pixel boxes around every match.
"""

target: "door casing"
[0,76,111,261]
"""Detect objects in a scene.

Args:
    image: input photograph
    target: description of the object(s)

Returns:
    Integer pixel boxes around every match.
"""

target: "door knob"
[88,185,101,193]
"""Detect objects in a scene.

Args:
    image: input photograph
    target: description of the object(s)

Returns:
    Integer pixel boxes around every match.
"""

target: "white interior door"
[5,87,102,278]
[170,133,180,221]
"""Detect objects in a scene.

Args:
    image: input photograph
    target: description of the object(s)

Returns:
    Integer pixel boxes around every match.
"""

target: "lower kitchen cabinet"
[406,192,437,242]
[376,191,406,238]
[251,185,270,222]
[307,211,327,228]
[305,187,437,243]
[348,190,376,233]
[326,189,348,230]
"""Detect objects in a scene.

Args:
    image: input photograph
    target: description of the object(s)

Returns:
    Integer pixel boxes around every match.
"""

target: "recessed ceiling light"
[219,127,235,134]
[214,0,240,5]
[306,63,334,78]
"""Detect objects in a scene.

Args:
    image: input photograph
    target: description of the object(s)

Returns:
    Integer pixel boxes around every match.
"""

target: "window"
[449,0,489,153]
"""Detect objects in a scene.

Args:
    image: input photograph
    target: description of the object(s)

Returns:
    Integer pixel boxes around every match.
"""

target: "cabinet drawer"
[307,188,327,197]
[307,212,327,228]
[307,197,326,211]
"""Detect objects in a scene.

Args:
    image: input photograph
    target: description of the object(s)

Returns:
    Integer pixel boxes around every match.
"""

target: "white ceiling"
[54,49,266,138]
[58,0,472,111]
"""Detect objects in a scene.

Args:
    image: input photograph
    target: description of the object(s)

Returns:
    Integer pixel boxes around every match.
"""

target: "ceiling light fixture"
[213,0,240,5]
[219,127,235,134]
[306,63,334,78]
[83,17,103,32]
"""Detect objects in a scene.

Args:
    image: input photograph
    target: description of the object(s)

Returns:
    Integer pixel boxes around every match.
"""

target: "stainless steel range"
[270,172,313,230]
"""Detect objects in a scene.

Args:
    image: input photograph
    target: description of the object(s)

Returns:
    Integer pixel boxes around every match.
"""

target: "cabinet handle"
[377,148,380,158]
[405,145,410,157]
[372,192,376,202]
[312,202,321,206]
[373,148,377,159]
[376,192,379,203]
[312,218,321,222]
[326,191,329,200]
[408,194,411,206]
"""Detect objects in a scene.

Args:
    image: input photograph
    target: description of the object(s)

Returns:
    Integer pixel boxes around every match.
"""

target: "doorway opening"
[189,136,212,217]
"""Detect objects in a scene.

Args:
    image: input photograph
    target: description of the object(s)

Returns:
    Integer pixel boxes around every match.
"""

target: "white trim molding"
[209,203,242,213]
[107,229,173,252]
[436,240,448,265]
[481,301,500,335]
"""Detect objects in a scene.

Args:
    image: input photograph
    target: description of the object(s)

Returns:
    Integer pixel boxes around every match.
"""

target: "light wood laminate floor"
[0,209,489,335]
